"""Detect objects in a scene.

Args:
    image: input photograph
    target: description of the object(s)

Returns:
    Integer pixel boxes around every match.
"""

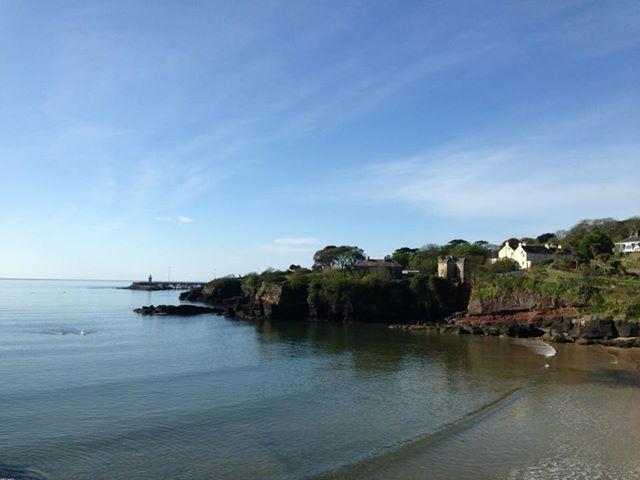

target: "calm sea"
[1,279,639,480]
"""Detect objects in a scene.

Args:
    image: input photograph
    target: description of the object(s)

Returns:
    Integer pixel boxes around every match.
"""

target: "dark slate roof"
[355,259,403,268]
[619,234,640,243]
[521,245,558,254]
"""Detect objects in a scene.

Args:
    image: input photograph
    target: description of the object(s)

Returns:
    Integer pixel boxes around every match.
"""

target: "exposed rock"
[134,304,226,316]
[388,323,440,332]
[614,320,639,338]
[467,294,558,316]
[506,323,544,338]
[573,316,615,340]
[254,283,308,320]
[542,331,573,343]
[483,325,505,336]
[179,287,203,302]
[599,337,640,348]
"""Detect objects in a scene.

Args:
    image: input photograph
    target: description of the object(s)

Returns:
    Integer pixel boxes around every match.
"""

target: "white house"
[615,232,640,254]
[498,241,562,270]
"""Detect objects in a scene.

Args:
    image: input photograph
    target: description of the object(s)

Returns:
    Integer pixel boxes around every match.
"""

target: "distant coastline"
[124,281,204,291]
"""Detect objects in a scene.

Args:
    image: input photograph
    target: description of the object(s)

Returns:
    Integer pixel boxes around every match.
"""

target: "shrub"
[203,277,243,299]
[626,302,640,319]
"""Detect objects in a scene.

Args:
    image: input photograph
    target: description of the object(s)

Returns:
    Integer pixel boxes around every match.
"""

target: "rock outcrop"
[467,293,560,316]
[391,290,640,348]
[134,304,226,316]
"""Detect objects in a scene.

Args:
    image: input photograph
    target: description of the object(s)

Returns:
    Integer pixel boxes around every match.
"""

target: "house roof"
[355,259,403,268]
[618,233,640,243]
[521,245,558,254]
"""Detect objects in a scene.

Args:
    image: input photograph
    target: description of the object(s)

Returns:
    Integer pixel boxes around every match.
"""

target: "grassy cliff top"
[471,262,640,320]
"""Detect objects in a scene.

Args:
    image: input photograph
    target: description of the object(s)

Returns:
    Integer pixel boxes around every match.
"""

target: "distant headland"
[124,280,204,291]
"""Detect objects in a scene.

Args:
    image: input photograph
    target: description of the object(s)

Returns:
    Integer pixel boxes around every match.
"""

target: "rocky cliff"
[179,275,469,324]
[395,290,640,347]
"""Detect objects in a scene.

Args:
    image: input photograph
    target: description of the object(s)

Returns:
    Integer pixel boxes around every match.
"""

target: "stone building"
[354,259,404,279]
[437,256,467,283]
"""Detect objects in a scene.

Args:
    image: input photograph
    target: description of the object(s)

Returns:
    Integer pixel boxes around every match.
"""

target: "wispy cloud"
[318,102,640,227]
[260,237,321,253]
[331,144,640,224]
[155,215,194,224]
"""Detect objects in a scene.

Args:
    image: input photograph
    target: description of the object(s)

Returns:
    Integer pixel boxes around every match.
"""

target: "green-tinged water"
[1,279,639,479]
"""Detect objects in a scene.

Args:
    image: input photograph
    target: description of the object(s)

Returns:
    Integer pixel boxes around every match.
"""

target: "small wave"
[314,386,527,479]
[43,328,93,336]
[538,341,557,358]
[0,464,48,480]
[511,338,557,358]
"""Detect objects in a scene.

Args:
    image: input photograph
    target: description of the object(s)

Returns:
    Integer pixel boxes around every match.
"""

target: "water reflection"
[252,319,618,387]
[2,279,638,480]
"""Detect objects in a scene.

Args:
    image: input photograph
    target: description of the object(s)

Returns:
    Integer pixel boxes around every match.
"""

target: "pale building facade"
[615,233,640,254]
[497,242,561,270]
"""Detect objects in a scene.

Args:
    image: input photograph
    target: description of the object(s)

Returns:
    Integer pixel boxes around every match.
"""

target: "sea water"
[1,279,639,479]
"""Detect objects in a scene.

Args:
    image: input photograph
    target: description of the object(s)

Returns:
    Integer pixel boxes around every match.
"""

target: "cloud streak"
[318,101,640,228]
[260,237,321,254]
[155,216,194,224]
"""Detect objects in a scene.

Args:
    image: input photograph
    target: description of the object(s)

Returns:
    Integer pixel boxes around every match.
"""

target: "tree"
[408,245,441,274]
[386,247,418,267]
[575,232,614,262]
[520,237,537,244]
[447,239,469,246]
[536,233,556,244]
[504,238,520,249]
[313,245,365,270]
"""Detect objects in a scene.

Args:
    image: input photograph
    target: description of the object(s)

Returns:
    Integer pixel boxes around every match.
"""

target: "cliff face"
[179,276,469,324]
[467,293,561,316]
[179,279,308,320]
[445,289,640,346]
[252,283,309,319]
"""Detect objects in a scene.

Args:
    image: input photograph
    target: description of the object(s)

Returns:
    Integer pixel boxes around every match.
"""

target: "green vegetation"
[575,232,614,261]
[386,240,496,278]
[556,216,640,248]
[197,216,640,323]
[471,261,640,319]
[386,247,419,267]
[312,245,365,270]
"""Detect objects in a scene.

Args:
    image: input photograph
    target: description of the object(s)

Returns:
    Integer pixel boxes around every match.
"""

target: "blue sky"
[1,0,639,280]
